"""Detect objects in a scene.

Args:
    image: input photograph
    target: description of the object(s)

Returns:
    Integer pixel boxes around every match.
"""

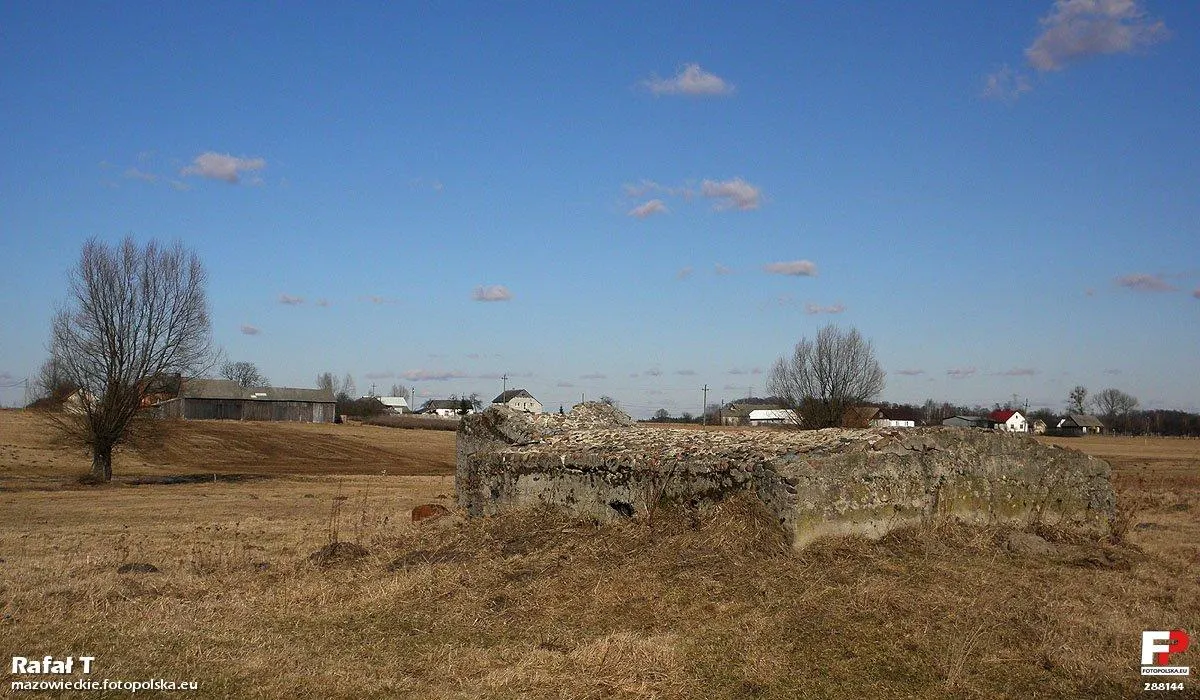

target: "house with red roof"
[986,409,1028,433]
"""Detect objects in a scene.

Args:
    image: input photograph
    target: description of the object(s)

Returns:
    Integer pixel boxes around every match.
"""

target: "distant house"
[376,396,410,414]
[154,379,335,423]
[842,406,914,429]
[1055,414,1105,436]
[419,399,471,418]
[843,405,882,428]
[987,409,1028,433]
[493,389,542,414]
[721,400,785,426]
[748,409,800,426]
[942,415,992,429]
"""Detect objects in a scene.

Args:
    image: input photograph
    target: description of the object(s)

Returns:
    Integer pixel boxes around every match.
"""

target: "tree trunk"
[90,443,113,482]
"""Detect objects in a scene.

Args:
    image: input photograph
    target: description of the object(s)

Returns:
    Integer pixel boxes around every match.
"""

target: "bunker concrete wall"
[456,404,1116,549]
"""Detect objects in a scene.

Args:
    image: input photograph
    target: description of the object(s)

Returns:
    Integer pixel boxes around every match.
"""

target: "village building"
[154,379,336,423]
[748,408,801,426]
[1055,414,1106,436]
[492,389,542,414]
[987,409,1028,433]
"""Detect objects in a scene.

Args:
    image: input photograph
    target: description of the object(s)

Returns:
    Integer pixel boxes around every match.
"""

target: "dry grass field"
[1,411,1197,699]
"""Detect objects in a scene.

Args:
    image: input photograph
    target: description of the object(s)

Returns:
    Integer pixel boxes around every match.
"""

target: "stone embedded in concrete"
[456,403,1117,549]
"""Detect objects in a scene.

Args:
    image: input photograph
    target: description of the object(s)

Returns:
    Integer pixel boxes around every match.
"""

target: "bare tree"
[49,237,212,482]
[220,360,267,388]
[768,324,885,428]
[1067,385,1089,414]
[316,372,337,395]
[1093,388,1138,422]
[34,356,74,403]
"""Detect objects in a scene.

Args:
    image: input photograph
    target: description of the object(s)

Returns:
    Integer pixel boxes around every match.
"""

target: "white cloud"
[714,264,732,275]
[763,260,818,277]
[182,151,267,183]
[643,63,734,96]
[557,381,575,388]
[946,368,978,379]
[628,199,669,219]
[315,299,331,307]
[581,373,607,380]
[1193,288,1200,299]
[701,178,762,211]
[997,368,1039,377]
[645,368,663,377]
[676,266,694,280]
[278,294,304,305]
[896,369,925,376]
[239,324,260,335]
[402,369,468,381]
[981,65,1032,102]
[472,285,513,302]
[676,369,697,376]
[1115,273,1176,292]
[1026,0,1168,72]
[124,167,158,183]
[804,303,846,315]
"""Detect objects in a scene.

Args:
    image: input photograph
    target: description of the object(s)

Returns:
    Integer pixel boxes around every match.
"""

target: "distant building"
[418,399,471,418]
[987,409,1028,433]
[1055,414,1105,436]
[748,408,800,426]
[493,389,542,414]
[843,406,915,429]
[721,400,785,426]
[154,379,335,423]
[376,396,410,414]
[942,415,992,429]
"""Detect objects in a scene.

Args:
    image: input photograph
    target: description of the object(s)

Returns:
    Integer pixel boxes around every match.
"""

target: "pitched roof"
[178,379,335,403]
[1062,413,1105,428]
[493,389,535,404]
[987,410,1021,422]
[422,399,465,411]
[377,396,409,409]
[749,409,799,422]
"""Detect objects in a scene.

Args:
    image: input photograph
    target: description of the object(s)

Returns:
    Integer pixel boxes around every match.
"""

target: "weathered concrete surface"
[456,403,1116,549]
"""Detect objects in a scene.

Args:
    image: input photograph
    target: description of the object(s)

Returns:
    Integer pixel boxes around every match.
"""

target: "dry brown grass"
[0,409,455,489]
[0,413,1197,698]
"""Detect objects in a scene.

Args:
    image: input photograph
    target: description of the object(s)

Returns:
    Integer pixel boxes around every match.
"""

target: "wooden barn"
[154,379,336,423]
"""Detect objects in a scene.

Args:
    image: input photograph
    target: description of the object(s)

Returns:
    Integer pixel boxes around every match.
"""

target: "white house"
[748,409,800,426]
[493,389,542,414]
[377,396,410,414]
[987,410,1028,433]
[419,399,471,418]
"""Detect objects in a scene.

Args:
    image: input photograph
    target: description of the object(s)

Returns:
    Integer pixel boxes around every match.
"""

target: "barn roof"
[493,389,535,403]
[987,409,1021,422]
[178,379,335,403]
[1061,413,1105,428]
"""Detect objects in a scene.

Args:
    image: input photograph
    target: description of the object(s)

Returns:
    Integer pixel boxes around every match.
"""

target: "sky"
[2,1,1198,418]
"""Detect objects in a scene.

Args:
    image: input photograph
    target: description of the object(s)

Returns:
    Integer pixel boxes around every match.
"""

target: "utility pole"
[702,384,709,426]
[502,373,509,395]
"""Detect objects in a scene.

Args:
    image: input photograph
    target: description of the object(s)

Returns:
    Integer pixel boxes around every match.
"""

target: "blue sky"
[2,1,1198,417]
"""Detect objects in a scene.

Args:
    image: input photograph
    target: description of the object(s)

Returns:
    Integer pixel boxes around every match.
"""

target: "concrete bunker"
[456,403,1117,549]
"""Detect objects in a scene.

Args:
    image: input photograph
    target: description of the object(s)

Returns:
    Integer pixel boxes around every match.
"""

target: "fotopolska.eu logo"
[1142,630,1190,676]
